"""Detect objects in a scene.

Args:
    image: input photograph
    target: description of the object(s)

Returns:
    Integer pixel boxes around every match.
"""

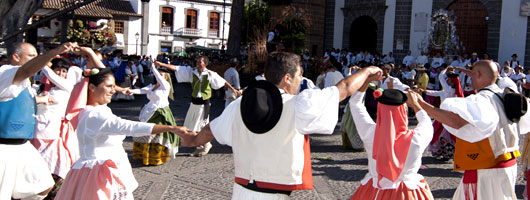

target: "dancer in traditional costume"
[132,65,179,165]
[31,57,82,198]
[421,67,464,161]
[180,52,383,199]
[349,84,434,199]
[0,42,77,200]
[412,60,530,200]
[156,56,240,157]
[56,68,190,200]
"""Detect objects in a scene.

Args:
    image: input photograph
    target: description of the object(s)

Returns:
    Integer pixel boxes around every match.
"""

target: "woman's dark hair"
[50,58,70,70]
[88,67,114,86]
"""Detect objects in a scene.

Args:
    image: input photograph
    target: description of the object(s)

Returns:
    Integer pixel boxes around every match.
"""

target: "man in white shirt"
[0,42,77,200]
[224,58,242,107]
[324,66,344,88]
[469,52,480,64]
[416,51,429,66]
[509,54,520,69]
[180,52,382,199]
[510,65,526,93]
[382,52,395,64]
[356,51,365,64]
[378,64,410,91]
[156,56,240,157]
[450,56,461,69]
[431,53,445,69]
[411,60,530,200]
[402,50,415,67]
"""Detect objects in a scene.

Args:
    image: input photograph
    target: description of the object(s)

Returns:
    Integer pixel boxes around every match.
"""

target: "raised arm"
[13,42,76,84]
[335,66,382,101]
[74,47,105,69]
[413,91,468,129]
[154,61,177,71]
[41,66,73,91]
[151,65,170,90]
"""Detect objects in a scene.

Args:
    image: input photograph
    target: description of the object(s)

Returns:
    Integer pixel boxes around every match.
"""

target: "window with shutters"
[209,12,220,37]
[186,9,198,29]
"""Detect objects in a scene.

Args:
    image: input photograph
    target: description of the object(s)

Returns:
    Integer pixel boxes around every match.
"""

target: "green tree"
[278,6,309,54]
[241,1,271,44]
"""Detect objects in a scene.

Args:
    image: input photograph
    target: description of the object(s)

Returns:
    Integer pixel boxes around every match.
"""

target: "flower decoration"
[373,88,384,98]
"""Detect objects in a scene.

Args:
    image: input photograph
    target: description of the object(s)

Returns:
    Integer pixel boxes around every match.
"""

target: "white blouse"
[0,65,33,101]
[132,66,170,122]
[74,105,154,190]
[349,91,433,190]
[34,67,83,139]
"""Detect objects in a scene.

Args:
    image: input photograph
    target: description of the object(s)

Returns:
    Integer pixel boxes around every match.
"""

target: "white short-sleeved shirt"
[210,87,341,146]
[174,66,226,98]
[0,65,33,102]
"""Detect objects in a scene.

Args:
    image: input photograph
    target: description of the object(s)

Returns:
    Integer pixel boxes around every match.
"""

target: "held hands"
[405,89,422,111]
[364,66,384,81]
[170,127,198,147]
[53,42,78,55]
[72,46,95,56]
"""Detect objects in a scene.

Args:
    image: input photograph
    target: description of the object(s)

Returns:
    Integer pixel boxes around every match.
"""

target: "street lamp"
[135,32,140,55]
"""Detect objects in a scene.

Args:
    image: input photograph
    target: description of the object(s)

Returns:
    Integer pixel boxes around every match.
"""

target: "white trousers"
[453,165,517,200]
[232,183,290,200]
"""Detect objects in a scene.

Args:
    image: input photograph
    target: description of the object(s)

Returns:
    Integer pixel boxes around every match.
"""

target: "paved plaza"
[109,82,527,200]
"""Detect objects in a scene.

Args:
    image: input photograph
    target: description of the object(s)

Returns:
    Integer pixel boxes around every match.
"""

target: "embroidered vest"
[0,88,36,139]
[191,73,212,100]
[453,90,520,171]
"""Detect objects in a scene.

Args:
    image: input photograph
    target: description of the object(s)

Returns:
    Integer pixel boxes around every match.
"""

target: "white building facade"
[139,0,231,57]
[33,0,230,58]
[324,0,530,66]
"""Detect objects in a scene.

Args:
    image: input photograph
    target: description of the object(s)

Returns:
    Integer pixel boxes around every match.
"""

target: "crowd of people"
[0,40,529,200]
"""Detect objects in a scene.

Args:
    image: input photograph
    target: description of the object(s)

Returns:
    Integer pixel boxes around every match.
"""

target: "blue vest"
[0,88,36,139]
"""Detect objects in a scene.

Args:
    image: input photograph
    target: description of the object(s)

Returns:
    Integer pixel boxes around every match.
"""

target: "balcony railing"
[160,26,172,34]
[175,28,202,38]
[208,30,219,38]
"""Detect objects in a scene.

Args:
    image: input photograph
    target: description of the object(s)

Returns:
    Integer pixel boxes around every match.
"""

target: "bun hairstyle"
[84,67,114,86]
[50,58,70,70]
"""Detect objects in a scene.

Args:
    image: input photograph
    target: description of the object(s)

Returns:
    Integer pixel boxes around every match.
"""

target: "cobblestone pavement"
[109,82,526,200]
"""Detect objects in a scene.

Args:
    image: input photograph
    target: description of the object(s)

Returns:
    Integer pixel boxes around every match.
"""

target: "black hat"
[512,54,518,57]
[240,80,283,134]
[374,89,407,106]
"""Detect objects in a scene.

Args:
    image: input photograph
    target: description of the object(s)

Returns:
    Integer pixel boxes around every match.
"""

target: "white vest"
[479,90,519,158]
[232,94,307,185]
